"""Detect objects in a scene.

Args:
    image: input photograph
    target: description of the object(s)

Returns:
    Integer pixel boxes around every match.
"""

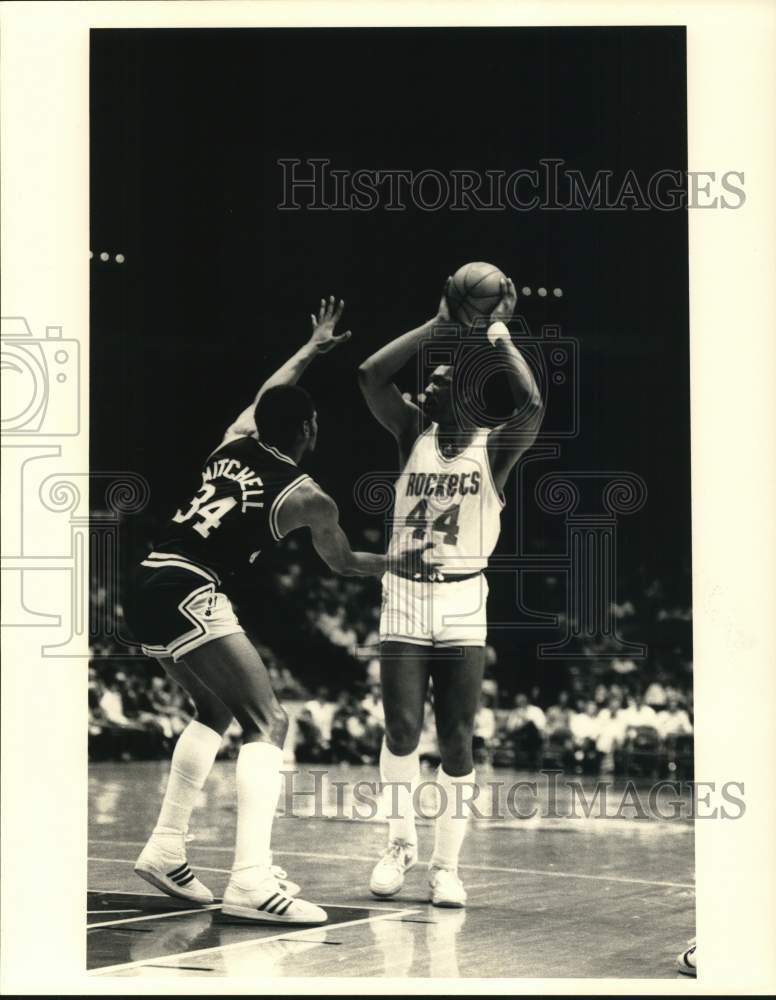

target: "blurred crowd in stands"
[89,532,693,779]
[89,656,693,779]
[291,676,693,778]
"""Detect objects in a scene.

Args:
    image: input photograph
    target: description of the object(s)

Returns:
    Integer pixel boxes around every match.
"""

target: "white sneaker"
[222,873,327,924]
[369,839,417,898]
[269,864,300,897]
[676,938,696,977]
[428,865,467,908]
[134,835,214,905]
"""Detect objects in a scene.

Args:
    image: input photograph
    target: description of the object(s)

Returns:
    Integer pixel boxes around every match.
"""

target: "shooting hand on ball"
[309,295,351,353]
[487,278,517,346]
[489,277,517,324]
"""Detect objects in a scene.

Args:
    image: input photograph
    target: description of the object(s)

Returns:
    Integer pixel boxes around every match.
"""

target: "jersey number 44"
[405,499,461,545]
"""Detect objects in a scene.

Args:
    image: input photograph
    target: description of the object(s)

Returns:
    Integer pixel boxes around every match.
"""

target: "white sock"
[380,741,419,846]
[152,719,222,847]
[430,767,476,870]
[231,740,283,887]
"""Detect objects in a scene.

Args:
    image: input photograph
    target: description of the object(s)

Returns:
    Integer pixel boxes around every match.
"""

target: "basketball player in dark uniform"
[126,297,437,925]
[358,277,544,906]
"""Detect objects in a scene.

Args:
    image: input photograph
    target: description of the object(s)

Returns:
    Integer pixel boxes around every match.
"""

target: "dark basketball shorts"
[126,552,244,662]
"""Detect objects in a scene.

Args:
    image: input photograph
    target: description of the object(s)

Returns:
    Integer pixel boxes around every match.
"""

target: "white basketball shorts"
[379,571,489,648]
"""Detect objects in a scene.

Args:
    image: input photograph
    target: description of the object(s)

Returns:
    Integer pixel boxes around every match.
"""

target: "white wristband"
[487,321,510,347]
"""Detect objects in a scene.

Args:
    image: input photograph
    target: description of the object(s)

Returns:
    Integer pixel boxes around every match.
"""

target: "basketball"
[447,261,506,327]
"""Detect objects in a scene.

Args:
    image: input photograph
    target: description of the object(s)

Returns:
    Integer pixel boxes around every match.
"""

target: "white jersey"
[388,423,505,573]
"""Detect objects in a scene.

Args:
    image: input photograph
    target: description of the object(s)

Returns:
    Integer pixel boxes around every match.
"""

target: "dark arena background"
[88,28,694,979]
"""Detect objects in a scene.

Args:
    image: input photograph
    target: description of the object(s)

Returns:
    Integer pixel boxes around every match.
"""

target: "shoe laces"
[431,865,461,888]
[270,864,289,880]
[383,839,411,867]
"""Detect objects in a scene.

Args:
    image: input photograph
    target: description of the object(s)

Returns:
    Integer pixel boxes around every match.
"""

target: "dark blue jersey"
[149,435,311,581]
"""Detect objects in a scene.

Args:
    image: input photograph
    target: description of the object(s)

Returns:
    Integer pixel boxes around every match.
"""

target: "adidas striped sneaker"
[267,855,301,897]
[134,836,214,905]
[268,867,300,897]
[222,872,327,924]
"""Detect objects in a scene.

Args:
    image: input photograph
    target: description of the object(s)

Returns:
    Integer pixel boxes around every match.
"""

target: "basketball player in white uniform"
[358,277,544,906]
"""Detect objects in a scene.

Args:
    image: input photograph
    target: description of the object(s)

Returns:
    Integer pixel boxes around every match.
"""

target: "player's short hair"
[254,384,315,451]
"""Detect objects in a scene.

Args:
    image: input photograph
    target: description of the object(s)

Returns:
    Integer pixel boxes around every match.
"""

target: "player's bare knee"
[194,702,233,737]
[441,753,474,777]
[385,729,420,757]
[438,723,475,770]
[268,702,289,744]
[385,722,421,757]
[240,700,288,747]
[439,743,475,775]
[387,736,420,756]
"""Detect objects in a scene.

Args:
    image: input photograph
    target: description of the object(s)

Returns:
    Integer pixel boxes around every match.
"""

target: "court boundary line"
[90,857,231,877]
[88,840,696,890]
[88,903,221,929]
[87,881,408,911]
[89,906,420,976]
[87,908,142,915]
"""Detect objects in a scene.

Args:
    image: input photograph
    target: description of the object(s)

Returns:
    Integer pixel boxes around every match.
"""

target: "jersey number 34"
[172,483,237,538]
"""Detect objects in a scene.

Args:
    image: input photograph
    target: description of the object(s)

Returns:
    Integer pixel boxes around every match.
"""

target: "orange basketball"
[447,261,506,327]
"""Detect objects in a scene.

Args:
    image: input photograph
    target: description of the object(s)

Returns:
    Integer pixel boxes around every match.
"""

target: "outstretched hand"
[309,296,352,353]
[388,540,445,582]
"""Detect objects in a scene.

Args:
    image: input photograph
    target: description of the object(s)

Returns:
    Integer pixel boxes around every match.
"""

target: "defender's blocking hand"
[309,295,352,353]
[388,540,445,582]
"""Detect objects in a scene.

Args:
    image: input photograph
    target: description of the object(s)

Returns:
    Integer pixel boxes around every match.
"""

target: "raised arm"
[357,279,452,459]
[220,296,351,446]
[485,279,545,492]
[277,480,441,580]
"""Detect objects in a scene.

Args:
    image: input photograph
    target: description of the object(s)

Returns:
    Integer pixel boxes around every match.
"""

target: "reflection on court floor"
[89,761,695,978]
[88,890,410,975]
